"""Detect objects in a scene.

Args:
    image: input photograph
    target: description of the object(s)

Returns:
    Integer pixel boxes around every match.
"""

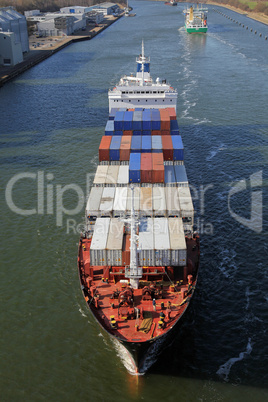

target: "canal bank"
[0,14,122,88]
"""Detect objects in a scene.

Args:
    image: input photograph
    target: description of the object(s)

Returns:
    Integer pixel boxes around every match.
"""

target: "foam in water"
[216,338,253,381]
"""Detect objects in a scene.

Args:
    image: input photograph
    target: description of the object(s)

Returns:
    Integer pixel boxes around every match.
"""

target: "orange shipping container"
[99,136,112,161]
[166,107,177,120]
[151,130,162,136]
[141,153,153,183]
[159,109,170,131]
[152,153,164,183]
[162,135,173,161]
[123,130,133,136]
[120,136,132,161]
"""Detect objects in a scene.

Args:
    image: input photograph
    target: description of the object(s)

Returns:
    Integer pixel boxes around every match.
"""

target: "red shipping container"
[99,135,112,161]
[166,107,177,120]
[151,130,162,136]
[162,135,173,161]
[122,234,130,265]
[152,153,164,183]
[141,153,153,183]
[160,109,170,131]
[120,136,132,161]
[123,130,133,136]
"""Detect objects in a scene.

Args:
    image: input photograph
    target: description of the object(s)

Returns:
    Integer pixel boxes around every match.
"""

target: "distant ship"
[125,0,136,16]
[165,1,178,6]
[185,5,208,33]
[78,43,200,374]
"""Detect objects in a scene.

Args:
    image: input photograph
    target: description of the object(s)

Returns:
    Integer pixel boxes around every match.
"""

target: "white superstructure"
[108,42,177,112]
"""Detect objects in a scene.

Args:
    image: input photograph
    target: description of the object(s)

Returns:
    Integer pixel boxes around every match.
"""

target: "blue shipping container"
[129,153,141,183]
[151,109,161,130]
[123,111,133,131]
[142,110,152,130]
[164,165,176,184]
[109,108,118,120]
[141,136,152,153]
[110,136,122,161]
[114,111,125,131]
[152,135,162,153]
[133,111,143,130]
[142,130,151,135]
[174,165,188,184]
[105,120,114,136]
[170,119,179,135]
[133,130,142,136]
[172,135,184,161]
[114,131,123,136]
[131,136,142,152]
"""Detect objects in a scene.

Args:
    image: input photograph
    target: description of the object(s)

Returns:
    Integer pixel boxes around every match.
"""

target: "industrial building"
[90,2,120,15]
[0,7,29,53]
[0,31,23,66]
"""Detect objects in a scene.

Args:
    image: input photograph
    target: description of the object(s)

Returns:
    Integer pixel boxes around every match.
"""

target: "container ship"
[78,43,200,374]
[185,6,208,34]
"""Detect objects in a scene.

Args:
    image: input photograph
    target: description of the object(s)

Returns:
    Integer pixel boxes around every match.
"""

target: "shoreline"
[205,2,268,25]
[0,14,122,88]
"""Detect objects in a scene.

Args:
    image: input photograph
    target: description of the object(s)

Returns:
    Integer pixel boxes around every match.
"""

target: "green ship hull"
[185,26,208,33]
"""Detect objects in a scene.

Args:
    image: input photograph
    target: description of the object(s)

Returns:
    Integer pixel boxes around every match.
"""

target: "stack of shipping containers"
[86,107,194,268]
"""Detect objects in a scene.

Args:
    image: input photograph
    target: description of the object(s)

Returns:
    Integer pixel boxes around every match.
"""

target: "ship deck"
[78,236,199,343]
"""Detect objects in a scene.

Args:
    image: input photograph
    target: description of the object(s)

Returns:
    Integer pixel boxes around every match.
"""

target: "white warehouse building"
[0,7,29,53]
[0,31,23,66]
[37,13,86,37]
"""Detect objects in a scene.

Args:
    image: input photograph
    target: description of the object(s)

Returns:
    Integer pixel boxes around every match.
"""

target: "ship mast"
[125,187,142,289]
[141,40,145,86]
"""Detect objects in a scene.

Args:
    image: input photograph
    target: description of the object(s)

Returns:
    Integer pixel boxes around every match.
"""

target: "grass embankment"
[205,0,268,15]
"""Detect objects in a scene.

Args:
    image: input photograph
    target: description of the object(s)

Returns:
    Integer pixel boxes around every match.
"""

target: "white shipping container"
[105,165,119,186]
[165,187,180,216]
[152,187,166,216]
[154,218,171,266]
[106,218,124,266]
[93,165,108,186]
[117,165,129,186]
[86,187,103,217]
[113,187,128,216]
[140,187,153,215]
[168,218,187,266]
[177,187,194,223]
[126,187,140,213]
[99,187,116,216]
[90,217,110,266]
[138,217,154,266]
